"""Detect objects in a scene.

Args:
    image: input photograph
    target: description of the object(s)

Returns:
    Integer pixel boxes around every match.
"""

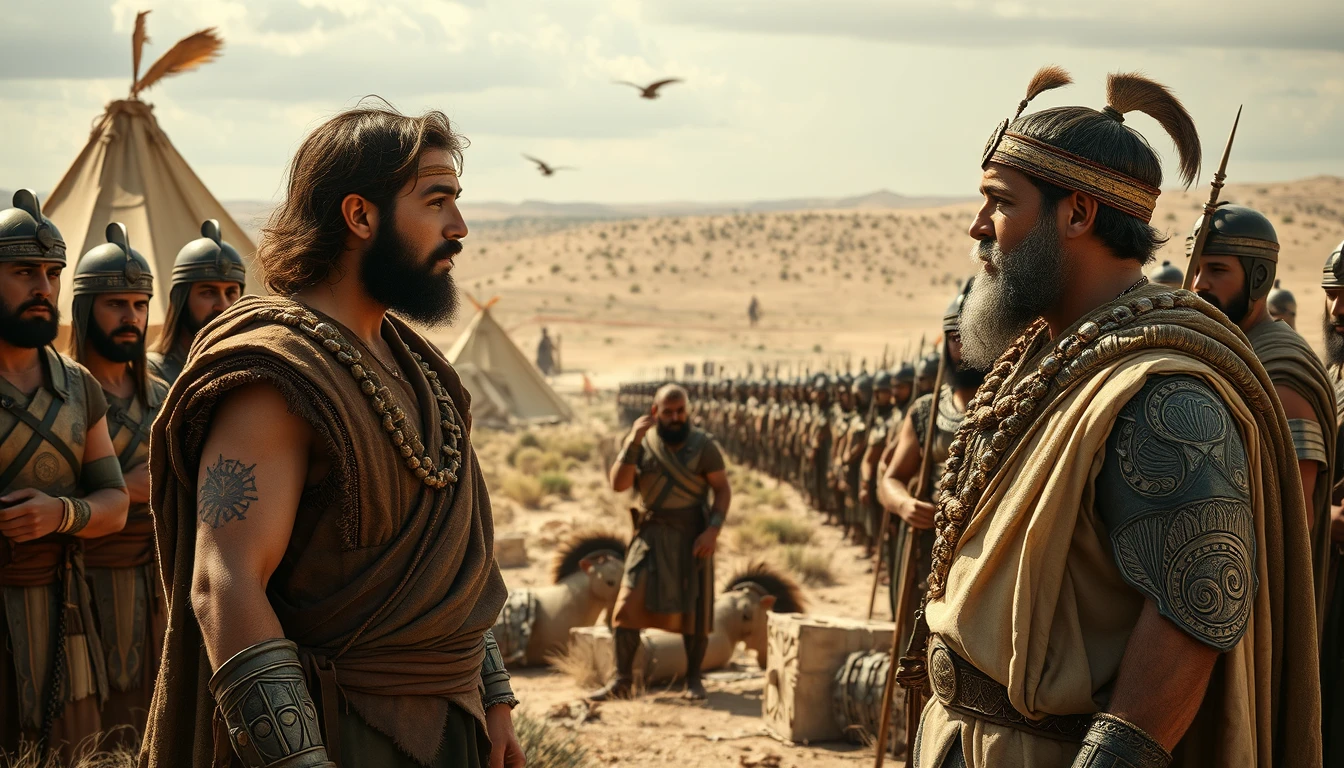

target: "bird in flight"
[523,155,575,176]
[614,78,682,100]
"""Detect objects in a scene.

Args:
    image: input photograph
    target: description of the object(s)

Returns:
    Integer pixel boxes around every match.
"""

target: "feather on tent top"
[129,10,223,99]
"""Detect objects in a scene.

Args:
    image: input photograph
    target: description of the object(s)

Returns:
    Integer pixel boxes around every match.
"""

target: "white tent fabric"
[446,303,573,424]
[44,99,261,323]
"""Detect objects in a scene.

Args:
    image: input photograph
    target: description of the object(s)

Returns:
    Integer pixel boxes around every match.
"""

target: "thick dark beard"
[183,308,223,337]
[1323,308,1344,367]
[657,422,691,444]
[960,211,1065,370]
[360,208,462,327]
[0,298,59,348]
[88,320,144,364]
[1197,289,1250,326]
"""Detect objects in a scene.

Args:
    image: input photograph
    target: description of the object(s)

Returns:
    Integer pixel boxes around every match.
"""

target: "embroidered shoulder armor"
[1095,374,1257,651]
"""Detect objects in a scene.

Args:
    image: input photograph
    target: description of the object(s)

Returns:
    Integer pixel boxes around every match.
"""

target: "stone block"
[494,534,529,568]
[763,613,895,745]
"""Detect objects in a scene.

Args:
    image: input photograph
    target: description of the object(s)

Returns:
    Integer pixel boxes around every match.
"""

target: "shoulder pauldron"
[1095,374,1257,651]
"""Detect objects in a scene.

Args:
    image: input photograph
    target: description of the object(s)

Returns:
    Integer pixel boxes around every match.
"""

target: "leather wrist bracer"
[481,630,518,709]
[1071,713,1172,768]
[209,639,335,768]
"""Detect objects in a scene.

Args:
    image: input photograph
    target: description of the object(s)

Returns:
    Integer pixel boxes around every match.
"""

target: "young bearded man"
[146,221,246,385]
[0,191,128,756]
[907,68,1320,767]
[64,223,168,744]
[140,105,523,768]
[1191,204,1337,646]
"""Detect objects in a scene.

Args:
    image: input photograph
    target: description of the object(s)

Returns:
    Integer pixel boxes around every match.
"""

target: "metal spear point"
[1182,106,1242,292]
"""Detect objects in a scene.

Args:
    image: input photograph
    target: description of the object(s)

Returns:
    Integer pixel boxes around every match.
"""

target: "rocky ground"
[477,401,899,767]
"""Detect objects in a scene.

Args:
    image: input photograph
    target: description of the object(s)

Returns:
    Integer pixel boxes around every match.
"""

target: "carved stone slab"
[763,613,895,744]
[494,534,529,569]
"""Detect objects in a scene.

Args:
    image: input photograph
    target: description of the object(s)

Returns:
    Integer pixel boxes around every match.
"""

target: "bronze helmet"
[1187,203,1280,302]
[1323,240,1344,290]
[0,189,66,264]
[73,223,155,297]
[172,219,246,289]
[1150,260,1184,288]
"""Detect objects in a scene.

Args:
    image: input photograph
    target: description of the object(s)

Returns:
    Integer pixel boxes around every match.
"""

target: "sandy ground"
[433,176,1344,385]
[476,406,895,767]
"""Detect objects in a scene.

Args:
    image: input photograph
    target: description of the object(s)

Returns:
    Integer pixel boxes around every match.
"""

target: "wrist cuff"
[1072,713,1171,768]
[209,639,334,768]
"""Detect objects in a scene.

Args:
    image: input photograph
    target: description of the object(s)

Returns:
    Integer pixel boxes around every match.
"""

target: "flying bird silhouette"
[523,155,575,176]
[614,78,682,99]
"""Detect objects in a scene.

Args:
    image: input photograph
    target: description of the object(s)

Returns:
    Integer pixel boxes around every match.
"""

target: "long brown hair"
[152,282,190,355]
[258,98,468,296]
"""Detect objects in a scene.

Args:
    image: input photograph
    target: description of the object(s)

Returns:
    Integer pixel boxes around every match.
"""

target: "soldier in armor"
[1320,239,1344,767]
[1191,203,1337,639]
[592,383,731,702]
[911,68,1319,766]
[914,354,938,398]
[859,371,897,558]
[836,373,873,547]
[140,107,522,768]
[63,223,169,742]
[1266,279,1297,329]
[878,286,980,633]
[0,191,129,755]
[1149,259,1184,288]
[146,219,246,384]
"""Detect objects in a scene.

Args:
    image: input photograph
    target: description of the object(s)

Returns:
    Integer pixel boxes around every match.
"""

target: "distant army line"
[616,68,1344,768]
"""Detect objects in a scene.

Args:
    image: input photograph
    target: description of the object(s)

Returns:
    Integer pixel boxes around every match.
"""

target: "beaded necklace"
[256,305,464,491]
[926,282,1178,599]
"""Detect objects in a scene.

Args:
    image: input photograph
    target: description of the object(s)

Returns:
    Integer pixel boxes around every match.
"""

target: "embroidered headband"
[980,66,1165,224]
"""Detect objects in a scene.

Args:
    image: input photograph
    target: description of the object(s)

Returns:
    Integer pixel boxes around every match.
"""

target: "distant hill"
[217,189,974,242]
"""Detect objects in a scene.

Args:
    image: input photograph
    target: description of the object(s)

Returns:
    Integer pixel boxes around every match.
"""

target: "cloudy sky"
[1,0,1341,204]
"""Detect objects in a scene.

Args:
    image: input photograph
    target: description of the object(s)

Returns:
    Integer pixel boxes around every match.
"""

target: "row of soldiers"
[0,189,246,754]
[616,204,1343,764]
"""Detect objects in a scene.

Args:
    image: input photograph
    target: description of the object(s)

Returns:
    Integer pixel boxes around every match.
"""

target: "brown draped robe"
[140,296,507,767]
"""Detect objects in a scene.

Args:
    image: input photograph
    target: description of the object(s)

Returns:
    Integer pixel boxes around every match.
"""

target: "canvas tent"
[43,15,260,325]
[446,298,573,425]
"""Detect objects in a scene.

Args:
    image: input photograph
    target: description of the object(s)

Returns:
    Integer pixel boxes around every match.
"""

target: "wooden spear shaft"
[1181,106,1242,292]
[871,340,948,767]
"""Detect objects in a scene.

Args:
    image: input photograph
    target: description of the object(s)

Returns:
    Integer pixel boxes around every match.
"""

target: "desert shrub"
[540,451,565,472]
[539,471,573,498]
[499,472,545,509]
[518,431,542,449]
[515,713,591,768]
[512,447,546,475]
[3,735,138,767]
[747,514,813,545]
[548,639,615,690]
[544,434,594,462]
[782,545,835,586]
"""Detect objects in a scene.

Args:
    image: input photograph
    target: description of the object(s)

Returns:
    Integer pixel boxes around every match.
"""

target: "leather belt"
[927,635,1091,742]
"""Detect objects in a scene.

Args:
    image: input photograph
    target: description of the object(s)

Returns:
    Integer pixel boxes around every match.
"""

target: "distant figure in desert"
[590,384,731,702]
[748,295,761,327]
[537,326,556,375]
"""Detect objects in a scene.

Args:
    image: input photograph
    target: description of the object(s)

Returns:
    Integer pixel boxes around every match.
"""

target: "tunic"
[612,428,725,636]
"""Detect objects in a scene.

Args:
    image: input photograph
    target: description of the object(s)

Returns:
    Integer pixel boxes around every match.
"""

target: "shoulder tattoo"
[1096,375,1257,651]
[199,454,260,530]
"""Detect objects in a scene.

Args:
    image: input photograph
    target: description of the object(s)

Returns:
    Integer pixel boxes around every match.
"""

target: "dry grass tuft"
[3,733,138,768]
[499,472,545,509]
[539,471,574,498]
[782,545,836,586]
[746,514,814,546]
[547,638,615,690]
[515,712,592,768]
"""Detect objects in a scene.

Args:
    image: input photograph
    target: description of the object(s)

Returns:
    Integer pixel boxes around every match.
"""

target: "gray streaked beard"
[1323,306,1344,367]
[960,212,1066,370]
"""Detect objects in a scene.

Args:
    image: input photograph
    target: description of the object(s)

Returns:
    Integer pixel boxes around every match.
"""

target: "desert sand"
[431,176,1344,383]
